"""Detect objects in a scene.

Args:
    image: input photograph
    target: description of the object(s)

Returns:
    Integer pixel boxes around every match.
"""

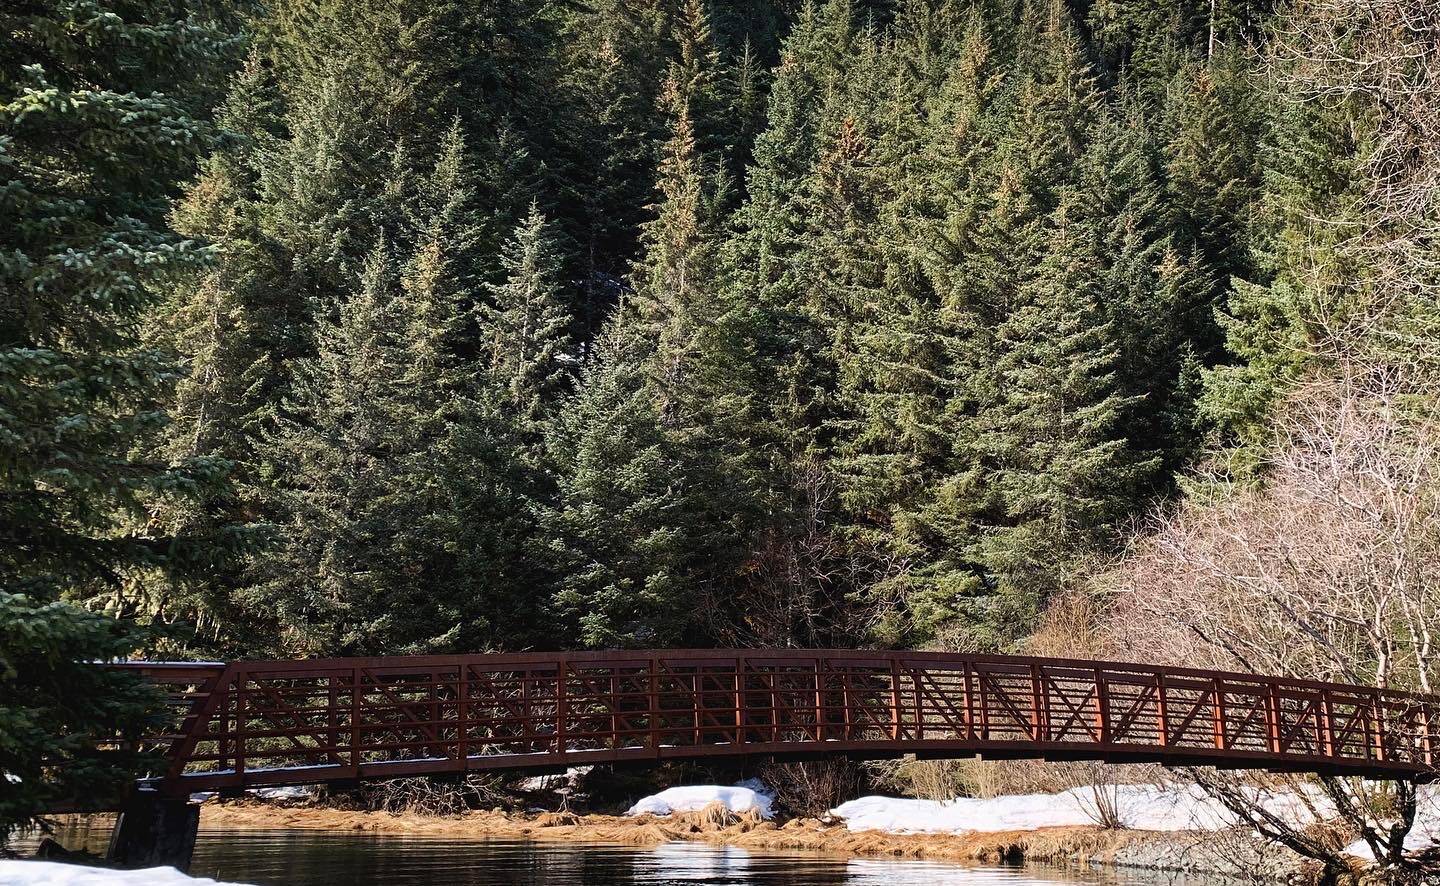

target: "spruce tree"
[1162,56,1263,358]
[1200,90,1363,463]
[545,321,707,648]
[151,53,301,651]
[975,195,1158,637]
[1074,104,1210,472]
[254,130,543,655]
[1,0,237,827]
[547,21,754,648]
[911,1,1106,648]
[482,205,574,437]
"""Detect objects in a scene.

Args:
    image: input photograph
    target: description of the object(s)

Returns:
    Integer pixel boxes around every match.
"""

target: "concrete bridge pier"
[105,792,199,873]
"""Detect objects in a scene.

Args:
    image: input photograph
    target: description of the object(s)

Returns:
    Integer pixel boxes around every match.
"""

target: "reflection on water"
[14,821,1224,886]
[188,829,1202,886]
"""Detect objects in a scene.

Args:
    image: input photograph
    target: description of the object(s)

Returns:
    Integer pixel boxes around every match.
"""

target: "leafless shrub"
[759,758,866,818]
[898,758,974,802]
[1171,768,1425,884]
[866,756,978,801]
[703,457,905,648]
[1023,588,1115,660]
[1056,763,1123,829]
[357,774,509,816]
[1109,369,1440,692]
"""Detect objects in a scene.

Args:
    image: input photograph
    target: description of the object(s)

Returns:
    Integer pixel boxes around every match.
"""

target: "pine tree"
[0,0,238,829]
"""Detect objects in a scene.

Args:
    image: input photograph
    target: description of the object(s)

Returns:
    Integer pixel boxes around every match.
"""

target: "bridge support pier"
[106,793,199,873]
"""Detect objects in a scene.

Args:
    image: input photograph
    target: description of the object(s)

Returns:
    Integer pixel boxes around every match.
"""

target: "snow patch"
[832,785,1271,835]
[1342,787,1440,862]
[626,781,774,819]
[830,783,1440,863]
[0,860,252,886]
[516,766,593,793]
[250,785,315,801]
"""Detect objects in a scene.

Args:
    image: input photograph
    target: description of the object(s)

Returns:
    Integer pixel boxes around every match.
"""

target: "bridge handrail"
[108,648,1438,801]
[111,649,1437,704]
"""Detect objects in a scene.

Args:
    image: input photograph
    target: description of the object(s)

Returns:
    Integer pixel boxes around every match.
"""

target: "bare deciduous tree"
[702,457,905,649]
[1267,0,1440,370]
[1105,370,1440,881]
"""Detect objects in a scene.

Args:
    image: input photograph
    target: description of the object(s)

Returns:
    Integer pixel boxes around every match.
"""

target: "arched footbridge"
[121,649,1437,797]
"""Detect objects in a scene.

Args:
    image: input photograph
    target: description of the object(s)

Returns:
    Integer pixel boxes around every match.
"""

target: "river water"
[15,823,1227,886]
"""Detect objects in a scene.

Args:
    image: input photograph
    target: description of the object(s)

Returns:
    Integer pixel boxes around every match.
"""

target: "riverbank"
[196,799,1298,880]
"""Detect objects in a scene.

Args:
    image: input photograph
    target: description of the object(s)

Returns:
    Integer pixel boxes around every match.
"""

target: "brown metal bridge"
[119,649,1439,796]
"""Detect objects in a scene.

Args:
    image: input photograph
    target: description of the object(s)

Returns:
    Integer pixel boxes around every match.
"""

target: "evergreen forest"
[4,0,1439,846]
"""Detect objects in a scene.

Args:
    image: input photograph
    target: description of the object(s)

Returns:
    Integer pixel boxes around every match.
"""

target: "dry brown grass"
[198,799,1167,865]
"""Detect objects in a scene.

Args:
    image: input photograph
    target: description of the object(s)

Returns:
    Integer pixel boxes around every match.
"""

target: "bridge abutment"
[106,792,199,873]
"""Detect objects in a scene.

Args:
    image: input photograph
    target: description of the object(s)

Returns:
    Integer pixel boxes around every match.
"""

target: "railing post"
[216,683,232,776]
[889,656,903,741]
[692,671,702,747]
[556,656,568,757]
[327,678,340,766]
[1421,703,1434,767]
[1319,691,1335,757]
[350,665,362,777]
[768,671,779,744]
[813,658,825,742]
[234,671,247,782]
[456,663,468,767]
[1093,667,1110,744]
[962,662,974,741]
[1264,682,1282,755]
[978,666,990,741]
[1155,672,1169,747]
[840,666,852,741]
[430,669,440,759]
[1372,692,1388,762]
[648,656,660,757]
[1212,678,1227,750]
[734,657,745,748]
[609,671,619,751]
[1030,663,1044,743]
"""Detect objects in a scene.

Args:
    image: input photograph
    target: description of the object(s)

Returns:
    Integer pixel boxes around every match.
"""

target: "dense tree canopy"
[6,0,1438,845]
[1,0,240,838]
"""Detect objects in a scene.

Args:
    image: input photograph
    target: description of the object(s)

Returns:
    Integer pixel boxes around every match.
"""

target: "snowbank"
[0,861,251,886]
[831,784,1440,862]
[626,779,774,819]
[1343,788,1440,862]
[830,784,1348,835]
[832,785,1233,835]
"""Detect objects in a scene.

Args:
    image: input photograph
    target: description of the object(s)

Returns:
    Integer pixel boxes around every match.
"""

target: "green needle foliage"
[1,0,240,838]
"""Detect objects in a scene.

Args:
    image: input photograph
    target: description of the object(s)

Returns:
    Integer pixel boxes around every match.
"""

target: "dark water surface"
[16,822,1225,886]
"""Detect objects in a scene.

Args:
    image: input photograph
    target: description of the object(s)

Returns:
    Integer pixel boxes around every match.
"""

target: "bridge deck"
[118,650,1437,797]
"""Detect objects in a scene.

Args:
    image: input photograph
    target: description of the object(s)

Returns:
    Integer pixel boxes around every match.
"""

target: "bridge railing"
[116,650,1437,793]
